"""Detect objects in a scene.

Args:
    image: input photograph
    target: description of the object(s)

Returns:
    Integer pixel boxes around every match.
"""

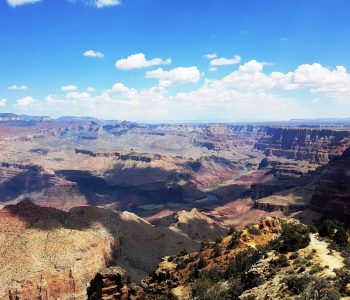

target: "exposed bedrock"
[254,201,307,212]
[254,127,350,164]
[0,200,224,299]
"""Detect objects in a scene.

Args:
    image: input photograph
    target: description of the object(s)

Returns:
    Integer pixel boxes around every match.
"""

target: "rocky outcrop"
[1,200,229,299]
[254,127,350,164]
[150,208,228,241]
[87,267,129,300]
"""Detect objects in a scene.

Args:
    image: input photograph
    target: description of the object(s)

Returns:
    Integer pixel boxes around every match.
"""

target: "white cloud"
[115,53,171,70]
[210,55,241,66]
[0,99,7,106]
[209,67,217,72]
[94,0,120,7]
[109,82,131,93]
[279,37,288,42]
[86,87,95,92]
[146,66,201,86]
[83,50,104,58]
[8,85,28,90]
[11,60,350,121]
[65,91,91,99]
[15,96,38,107]
[7,0,40,7]
[61,85,78,91]
[204,53,217,59]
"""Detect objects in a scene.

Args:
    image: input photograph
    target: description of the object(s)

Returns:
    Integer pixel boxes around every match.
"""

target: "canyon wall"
[309,148,350,224]
[254,127,350,164]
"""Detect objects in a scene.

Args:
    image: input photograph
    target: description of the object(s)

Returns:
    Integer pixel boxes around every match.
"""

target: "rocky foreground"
[0,201,226,299]
[87,217,350,300]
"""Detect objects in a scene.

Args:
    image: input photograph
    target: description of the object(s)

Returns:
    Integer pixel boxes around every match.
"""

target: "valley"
[1,114,350,299]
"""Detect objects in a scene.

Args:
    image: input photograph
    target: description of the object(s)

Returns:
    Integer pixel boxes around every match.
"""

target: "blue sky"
[1,0,350,121]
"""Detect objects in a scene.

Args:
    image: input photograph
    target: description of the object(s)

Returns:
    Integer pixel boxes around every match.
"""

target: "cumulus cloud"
[7,0,40,7]
[11,60,350,121]
[15,96,38,107]
[83,50,104,58]
[61,85,78,91]
[204,53,217,59]
[93,0,120,7]
[65,91,91,99]
[116,53,171,70]
[210,55,241,66]
[0,99,7,106]
[146,67,201,86]
[8,85,28,90]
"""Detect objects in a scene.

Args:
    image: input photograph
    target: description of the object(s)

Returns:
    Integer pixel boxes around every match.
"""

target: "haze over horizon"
[1,0,350,121]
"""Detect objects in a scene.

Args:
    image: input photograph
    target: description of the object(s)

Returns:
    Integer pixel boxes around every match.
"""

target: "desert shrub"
[228,231,240,249]
[192,278,227,300]
[215,237,223,244]
[297,266,306,273]
[192,278,213,298]
[213,244,222,257]
[203,266,222,282]
[227,277,244,298]
[318,219,343,238]
[290,252,299,260]
[284,275,312,295]
[308,224,318,234]
[241,270,265,290]
[334,267,350,296]
[228,227,237,235]
[300,277,341,300]
[274,223,310,253]
[270,254,289,270]
[309,264,324,274]
[167,255,176,262]
[333,228,349,248]
[247,225,260,235]
[179,249,188,256]
[197,256,207,269]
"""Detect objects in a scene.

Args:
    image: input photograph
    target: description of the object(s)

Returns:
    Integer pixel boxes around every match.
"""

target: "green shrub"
[300,277,341,300]
[228,231,240,249]
[318,219,343,238]
[284,275,311,295]
[309,264,323,274]
[334,267,350,296]
[213,244,222,257]
[248,225,260,235]
[333,228,349,248]
[270,254,289,270]
[274,223,310,253]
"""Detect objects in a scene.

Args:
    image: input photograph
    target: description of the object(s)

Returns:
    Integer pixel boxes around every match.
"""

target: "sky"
[1,0,350,121]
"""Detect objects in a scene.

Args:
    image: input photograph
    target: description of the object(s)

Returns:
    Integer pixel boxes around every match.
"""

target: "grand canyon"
[1,114,350,299]
[2,1,350,299]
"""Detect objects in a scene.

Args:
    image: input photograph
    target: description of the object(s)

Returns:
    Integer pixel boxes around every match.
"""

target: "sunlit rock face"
[254,127,350,164]
[0,200,226,299]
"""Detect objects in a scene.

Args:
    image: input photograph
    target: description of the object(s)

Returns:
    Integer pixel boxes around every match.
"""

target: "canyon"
[0,114,350,299]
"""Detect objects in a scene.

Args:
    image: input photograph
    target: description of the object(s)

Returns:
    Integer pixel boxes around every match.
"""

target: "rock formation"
[254,127,350,164]
[0,200,225,299]
[87,267,129,300]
